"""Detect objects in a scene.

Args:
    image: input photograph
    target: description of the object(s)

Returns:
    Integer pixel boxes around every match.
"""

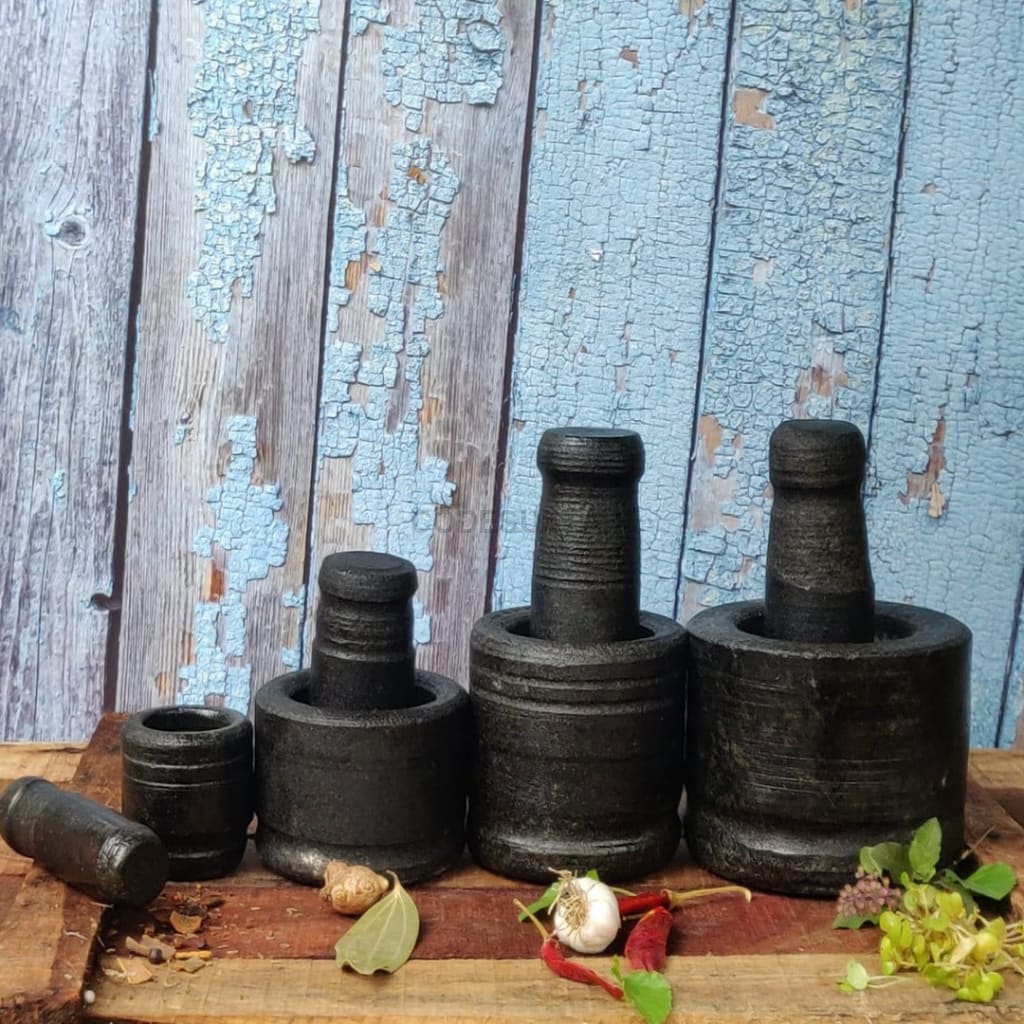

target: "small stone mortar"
[255,552,468,885]
[468,427,686,882]
[684,419,970,895]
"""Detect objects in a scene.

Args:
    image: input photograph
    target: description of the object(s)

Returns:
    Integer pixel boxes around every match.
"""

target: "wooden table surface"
[2,716,1024,1023]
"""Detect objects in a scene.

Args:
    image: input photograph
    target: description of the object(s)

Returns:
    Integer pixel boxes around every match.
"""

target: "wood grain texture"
[863,1,1024,746]
[491,0,731,619]
[0,718,121,1023]
[84,953,1023,1024]
[116,1,345,714]
[0,0,150,740]
[307,0,536,686]
[676,0,911,622]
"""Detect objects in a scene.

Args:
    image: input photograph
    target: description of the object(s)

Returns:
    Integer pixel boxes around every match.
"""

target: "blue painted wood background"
[1,0,1022,745]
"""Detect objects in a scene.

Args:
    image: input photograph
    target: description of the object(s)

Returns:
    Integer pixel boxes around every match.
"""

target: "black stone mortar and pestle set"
[0,419,969,906]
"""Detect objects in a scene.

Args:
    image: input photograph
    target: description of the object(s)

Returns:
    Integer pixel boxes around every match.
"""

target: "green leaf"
[516,869,600,922]
[517,881,561,921]
[622,970,672,1024]
[938,869,977,912]
[961,862,1017,900]
[909,818,942,881]
[860,841,910,881]
[335,874,419,975]
[833,913,878,930]
[842,960,870,992]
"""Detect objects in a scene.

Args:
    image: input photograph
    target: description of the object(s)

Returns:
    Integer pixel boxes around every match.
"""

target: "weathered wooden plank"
[84,953,1023,1024]
[0,0,150,739]
[307,0,536,686]
[0,718,121,1024]
[491,0,731,618]
[863,2,1024,747]
[676,0,911,621]
[117,1,345,713]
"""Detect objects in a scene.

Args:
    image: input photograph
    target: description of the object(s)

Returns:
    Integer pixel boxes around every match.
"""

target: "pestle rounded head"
[537,427,645,480]
[318,551,418,604]
[769,419,866,490]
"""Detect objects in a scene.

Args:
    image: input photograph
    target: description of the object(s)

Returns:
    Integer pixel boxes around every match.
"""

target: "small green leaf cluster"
[835,819,1021,1004]
[877,886,1021,1002]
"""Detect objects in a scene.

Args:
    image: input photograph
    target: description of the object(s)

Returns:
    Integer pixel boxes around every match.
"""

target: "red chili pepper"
[618,884,752,917]
[624,906,672,972]
[514,898,623,1001]
[617,890,670,916]
[541,936,624,999]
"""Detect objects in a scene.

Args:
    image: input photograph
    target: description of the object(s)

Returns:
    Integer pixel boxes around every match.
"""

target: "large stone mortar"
[684,419,971,895]
[468,427,686,882]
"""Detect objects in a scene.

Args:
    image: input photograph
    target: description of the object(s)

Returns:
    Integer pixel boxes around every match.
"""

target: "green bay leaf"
[335,873,420,975]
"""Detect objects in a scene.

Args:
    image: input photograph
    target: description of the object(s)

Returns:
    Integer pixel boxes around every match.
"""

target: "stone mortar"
[121,705,253,881]
[684,418,970,895]
[468,427,686,882]
[255,669,467,885]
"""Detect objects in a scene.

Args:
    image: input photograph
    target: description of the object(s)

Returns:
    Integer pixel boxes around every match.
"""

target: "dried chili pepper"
[515,899,623,1001]
[624,907,672,972]
[618,884,751,917]
[542,936,624,999]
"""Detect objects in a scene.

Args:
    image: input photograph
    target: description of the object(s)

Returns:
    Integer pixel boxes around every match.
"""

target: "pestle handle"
[530,427,645,644]
[764,419,875,643]
[310,551,418,711]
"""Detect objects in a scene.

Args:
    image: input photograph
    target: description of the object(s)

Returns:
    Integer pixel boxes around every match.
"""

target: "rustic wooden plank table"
[2,716,1024,1023]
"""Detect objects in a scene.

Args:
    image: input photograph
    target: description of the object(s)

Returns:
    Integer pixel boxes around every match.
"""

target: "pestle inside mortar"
[255,550,469,885]
[468,426,686,882]
[764,419,874,643]
[310,551,418,712]
[530,427,645,643]
[684,417,970,895]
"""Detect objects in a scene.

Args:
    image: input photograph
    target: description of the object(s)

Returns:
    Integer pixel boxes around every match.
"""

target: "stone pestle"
[684,418,970,895]
[467,427,686,882]
[255,552,468,885]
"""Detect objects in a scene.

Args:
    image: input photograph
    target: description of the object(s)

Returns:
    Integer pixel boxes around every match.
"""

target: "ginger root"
[320,861,391,915]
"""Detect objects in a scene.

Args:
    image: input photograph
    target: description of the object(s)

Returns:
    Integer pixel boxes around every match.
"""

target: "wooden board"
[862,0,1024,746]
[0,0,150,740]
[4,719,1024,1021]
[83,953,1022,1024]
[116,0,345,715]
[491,0,731,621]
[676,0,912,621]
[306,0,537,687]
[0,719,122,1023]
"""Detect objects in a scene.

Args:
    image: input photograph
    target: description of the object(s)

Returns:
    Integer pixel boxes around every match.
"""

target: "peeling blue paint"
[180,416,289,710]
[185,0,319,339]
[147,68,160,141]
[280,586,306,670]
[863,1,1024,745]
[0,306,22,334]
[352,0,387,35]
[492,0,730,616]
[51,470,67,502]
[676,0,910,620]
[325,163,367,335]
[377,0,505,130]
[316,140,458,640]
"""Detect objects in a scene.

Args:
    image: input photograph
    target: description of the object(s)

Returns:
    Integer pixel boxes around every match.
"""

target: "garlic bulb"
[551,875,621,953]
[319,861,391,915]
